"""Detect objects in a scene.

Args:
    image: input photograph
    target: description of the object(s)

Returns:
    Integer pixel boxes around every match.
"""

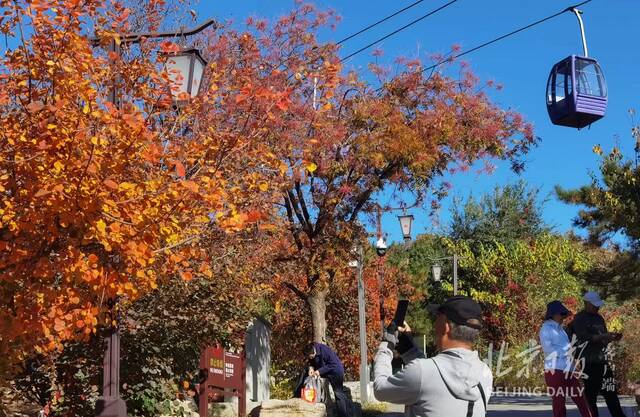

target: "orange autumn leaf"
[34,188,51,198]
[174,161,186,178]
[53,319,65,333]
[246,210,264,222]
[26,101,45,113]
[181,180,199,193]
[103,179,119,190]
[159,41,180,54]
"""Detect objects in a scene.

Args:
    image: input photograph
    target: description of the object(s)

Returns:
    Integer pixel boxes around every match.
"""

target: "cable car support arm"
[571,8,588,57]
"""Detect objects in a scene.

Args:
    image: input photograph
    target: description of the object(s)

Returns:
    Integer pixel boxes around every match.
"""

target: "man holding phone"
[373,296,492,417]
[567,291,625,417]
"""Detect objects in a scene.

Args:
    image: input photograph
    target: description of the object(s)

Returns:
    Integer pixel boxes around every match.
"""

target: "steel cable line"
[275,0,445,72]
[419,0,593,74]
[335,0,427,46]
[340,0,460,62]
[277,0,459,108]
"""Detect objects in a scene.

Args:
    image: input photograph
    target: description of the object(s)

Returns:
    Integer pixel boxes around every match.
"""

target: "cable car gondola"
[546,8,607,129]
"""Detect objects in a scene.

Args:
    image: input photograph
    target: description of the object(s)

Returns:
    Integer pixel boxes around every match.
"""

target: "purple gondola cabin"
[546,55,607,129]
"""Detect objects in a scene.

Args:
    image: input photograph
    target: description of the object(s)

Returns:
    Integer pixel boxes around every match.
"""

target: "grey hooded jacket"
[373,342,493,417]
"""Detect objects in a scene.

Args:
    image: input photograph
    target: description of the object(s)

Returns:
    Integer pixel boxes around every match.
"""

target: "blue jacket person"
[305,342,352,417]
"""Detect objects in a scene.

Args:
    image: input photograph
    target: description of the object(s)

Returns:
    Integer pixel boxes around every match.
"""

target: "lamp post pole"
[453,253,458,296]
[91,20,215,417]
[356,245,369,404]
[376,206,385,336]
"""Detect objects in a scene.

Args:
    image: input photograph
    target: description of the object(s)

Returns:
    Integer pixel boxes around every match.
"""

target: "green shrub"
[269,368,296,400]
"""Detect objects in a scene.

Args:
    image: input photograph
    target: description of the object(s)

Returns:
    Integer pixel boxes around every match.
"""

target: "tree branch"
[295,180,313,233]
[287,189,313,237]
[283,194,304,250]
[153,234,201,254]
[284,282,308,302]
[348,164,398,222]
[348,188,374,223]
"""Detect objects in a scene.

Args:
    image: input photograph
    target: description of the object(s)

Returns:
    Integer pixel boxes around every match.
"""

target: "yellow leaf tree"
[0,0,284,382]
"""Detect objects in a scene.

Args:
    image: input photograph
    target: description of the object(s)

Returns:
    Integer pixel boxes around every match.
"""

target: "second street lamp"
[430,255,460,296]
[349,245,369,404]
[397,212,414,243]
[431,263,442,282]
[375,237,387,257]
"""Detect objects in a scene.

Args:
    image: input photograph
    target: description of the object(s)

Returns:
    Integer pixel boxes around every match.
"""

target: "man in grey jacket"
[373,296,493,417]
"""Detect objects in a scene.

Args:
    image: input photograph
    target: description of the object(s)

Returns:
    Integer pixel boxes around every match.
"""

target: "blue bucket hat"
[545,300,570,320]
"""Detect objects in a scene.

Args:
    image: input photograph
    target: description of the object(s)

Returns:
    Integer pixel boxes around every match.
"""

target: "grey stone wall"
[245,317,271,402]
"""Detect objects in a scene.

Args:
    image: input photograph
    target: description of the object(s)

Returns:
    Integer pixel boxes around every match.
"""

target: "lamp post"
[91,20,214,417]
[430,255,460,296]
[349,245,369,404]
[375,206,388,337]
[92,19,215,105]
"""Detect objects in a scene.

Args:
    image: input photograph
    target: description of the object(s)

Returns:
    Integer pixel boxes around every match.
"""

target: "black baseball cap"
[545,300,570,320]
[427,296,484,330]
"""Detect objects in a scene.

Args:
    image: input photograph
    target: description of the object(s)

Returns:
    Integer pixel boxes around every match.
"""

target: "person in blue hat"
[539,300,593,417]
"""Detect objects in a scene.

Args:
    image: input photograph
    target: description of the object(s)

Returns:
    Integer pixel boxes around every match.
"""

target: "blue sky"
[196,0,639,243]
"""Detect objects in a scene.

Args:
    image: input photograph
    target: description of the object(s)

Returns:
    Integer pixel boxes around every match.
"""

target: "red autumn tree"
[199,4,536,342]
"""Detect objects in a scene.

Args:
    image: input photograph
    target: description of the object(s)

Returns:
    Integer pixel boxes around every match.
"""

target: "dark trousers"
[327,374,352,417]
[583,362,626,417]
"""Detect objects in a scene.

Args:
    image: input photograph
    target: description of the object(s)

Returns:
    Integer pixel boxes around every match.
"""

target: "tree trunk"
[307,289,329,343]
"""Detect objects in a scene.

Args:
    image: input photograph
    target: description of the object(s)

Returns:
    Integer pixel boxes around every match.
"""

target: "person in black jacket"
[304,342,352,417]
[567,291,624,417]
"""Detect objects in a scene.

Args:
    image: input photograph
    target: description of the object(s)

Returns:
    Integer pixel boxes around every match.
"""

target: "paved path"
[378,395,638,417]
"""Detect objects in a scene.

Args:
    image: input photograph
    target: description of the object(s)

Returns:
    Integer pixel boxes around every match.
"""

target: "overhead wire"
[279,0,457,105]
[335,0,426,46]
[419,0,593,74]
[308,0,593,100]
[276,0,442,76]
[340,0,460,62]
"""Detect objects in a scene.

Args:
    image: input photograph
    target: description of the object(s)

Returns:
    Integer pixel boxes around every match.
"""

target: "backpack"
[301,376,325,404]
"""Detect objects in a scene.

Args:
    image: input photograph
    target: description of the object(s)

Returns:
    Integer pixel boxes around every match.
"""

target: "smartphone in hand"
[392,299,409,328]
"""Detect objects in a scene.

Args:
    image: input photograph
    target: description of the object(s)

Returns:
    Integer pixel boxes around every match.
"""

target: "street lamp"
[164,48,207,103]
[431,263,442,282]
[397,212,414,242]
[375,237,387,257]
[91,19,215,106]
[348,246,359,268]
[429,255,460,295]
